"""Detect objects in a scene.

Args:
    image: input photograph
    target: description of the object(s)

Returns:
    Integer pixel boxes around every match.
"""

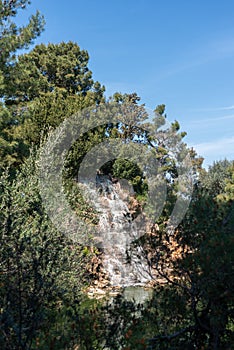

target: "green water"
[123,286,153,304]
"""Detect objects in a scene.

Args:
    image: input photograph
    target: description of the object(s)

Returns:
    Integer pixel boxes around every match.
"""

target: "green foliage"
[4,41,105,104]
[146,164,234,349]
[0,154,90,349]
[0,40,105,173]
[217,163,234,202]
[112,158,142,180]
[64,178,99,226]
[0,4,233,349]
[0,0,45,174]
[201,159,233,197]
[18,89,104,146]
[0,103,29,175]
[112,158,147,195]
[0,0,45,95]
[154,104,166,116]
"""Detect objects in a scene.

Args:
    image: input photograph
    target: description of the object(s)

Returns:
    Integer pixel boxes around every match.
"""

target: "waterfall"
[80,174,152,287]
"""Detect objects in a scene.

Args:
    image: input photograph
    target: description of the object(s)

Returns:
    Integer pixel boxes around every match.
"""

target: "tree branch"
[148,324,196,344]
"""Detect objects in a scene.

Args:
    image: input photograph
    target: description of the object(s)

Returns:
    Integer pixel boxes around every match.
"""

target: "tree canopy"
[0,2,233,349]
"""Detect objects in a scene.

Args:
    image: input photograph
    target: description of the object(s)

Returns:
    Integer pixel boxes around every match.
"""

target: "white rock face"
[80,174,152,287]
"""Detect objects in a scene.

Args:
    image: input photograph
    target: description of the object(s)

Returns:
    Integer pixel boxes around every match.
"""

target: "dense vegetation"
[0,1,233,349]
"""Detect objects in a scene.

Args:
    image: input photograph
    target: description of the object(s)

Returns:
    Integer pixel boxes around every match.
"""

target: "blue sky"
[18,0,234,167]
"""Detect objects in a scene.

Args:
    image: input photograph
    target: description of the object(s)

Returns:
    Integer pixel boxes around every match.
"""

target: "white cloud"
[219,105,234,111]
[155,36,234,81]
[192,106,234,113]
[190,136,234,168]
[187,114,234,125]
[193,136,234,157]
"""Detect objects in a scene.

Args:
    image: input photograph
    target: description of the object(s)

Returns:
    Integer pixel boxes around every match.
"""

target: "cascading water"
[80,174,152,287]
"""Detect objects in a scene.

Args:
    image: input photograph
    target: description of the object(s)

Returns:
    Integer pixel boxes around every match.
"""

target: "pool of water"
[123,285,153,304]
